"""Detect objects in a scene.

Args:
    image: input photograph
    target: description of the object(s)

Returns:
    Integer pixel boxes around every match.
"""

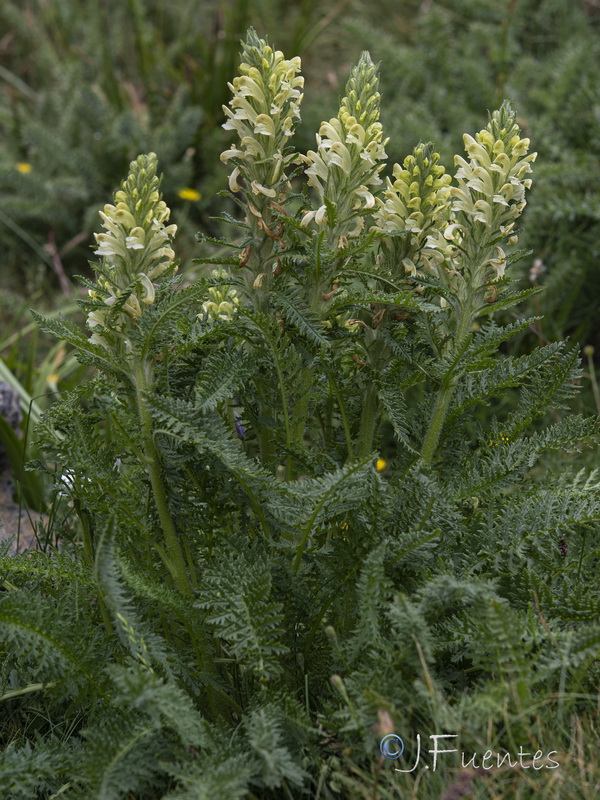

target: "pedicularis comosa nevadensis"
[3,29,600,800]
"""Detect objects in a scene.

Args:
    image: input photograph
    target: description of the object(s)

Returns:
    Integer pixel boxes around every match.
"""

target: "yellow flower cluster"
[220,29,304,198]
[372,142,451,277]
[87,153,177,348]
[488,434,510,447]
[301,52,388,240]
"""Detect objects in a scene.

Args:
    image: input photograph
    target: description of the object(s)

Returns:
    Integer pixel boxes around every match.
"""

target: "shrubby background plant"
[0,23,599,799]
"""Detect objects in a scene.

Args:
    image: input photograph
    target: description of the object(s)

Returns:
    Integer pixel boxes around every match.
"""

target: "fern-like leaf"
[195,549,288,682]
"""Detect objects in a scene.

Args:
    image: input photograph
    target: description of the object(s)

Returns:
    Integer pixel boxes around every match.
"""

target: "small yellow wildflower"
[178,188,201,202]
[376,458,387,473]
[15,162,32,174]
[488,435,510,447]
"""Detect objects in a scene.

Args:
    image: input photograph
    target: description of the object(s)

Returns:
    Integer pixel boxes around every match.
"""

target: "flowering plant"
[301,52,388,245]
[7,29,600,800]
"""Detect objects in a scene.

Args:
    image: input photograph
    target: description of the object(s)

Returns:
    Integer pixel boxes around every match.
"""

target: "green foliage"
[196,548,288,683]
[1,23,600,800]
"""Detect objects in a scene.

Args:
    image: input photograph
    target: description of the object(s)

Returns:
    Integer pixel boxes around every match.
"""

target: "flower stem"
[133,360,191,596]
[331,376,354,462]
[419,376,454,465]
[420,294,474,464]
[356,382,379,458]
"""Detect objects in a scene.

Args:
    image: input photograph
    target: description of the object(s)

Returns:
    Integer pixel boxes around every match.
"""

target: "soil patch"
[0,467,44,555]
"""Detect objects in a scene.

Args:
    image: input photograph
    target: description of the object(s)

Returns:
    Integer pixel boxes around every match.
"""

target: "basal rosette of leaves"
[3,29,600,800]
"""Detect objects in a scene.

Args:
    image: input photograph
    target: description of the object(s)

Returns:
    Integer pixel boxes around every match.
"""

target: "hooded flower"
[200,269,241,321]
[450,101,536,280]
[372,142,451,277]
[300,52,388,244]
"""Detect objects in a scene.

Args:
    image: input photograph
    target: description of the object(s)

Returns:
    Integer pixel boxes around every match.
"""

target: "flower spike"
[451,101,536,280]
[220,28,304,198]
[372,142,452,277]
[87,153,177,348]
[301,52,388,246]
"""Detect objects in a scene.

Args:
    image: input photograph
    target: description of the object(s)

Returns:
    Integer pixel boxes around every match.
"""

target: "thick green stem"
[331,376,353,462]
[419,377,455,465]
[420,296,475,464]
[356,382,379,458]
[134,360,191,596]
[273,358,293,480]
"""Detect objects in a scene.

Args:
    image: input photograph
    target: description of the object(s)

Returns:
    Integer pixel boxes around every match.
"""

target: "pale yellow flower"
[200,269,241,321]
[301,52,388,246]
[450,102,536,280]
[87,153,177,345]
[372,142,451,277]
[221,29,303,197]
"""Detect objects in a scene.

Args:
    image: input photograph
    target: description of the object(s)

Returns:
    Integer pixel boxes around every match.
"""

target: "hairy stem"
[419,375,455,465]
